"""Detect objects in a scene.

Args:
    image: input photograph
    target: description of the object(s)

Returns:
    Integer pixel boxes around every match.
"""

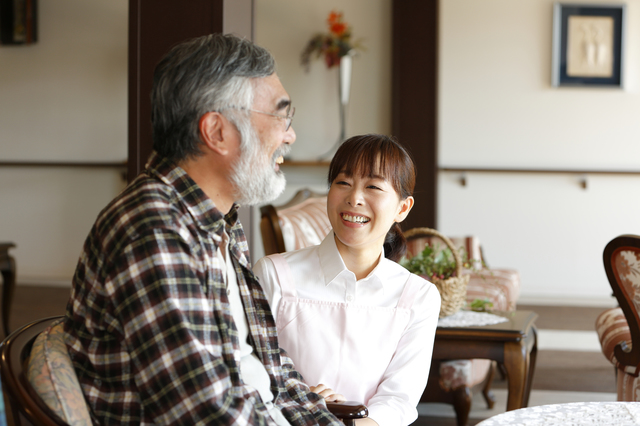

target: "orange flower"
[301,10,363,71]
[327,10,342,25]
[330,22,346,36]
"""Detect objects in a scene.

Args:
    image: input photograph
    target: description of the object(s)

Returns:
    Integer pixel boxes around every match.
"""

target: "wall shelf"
[282,160,331,167]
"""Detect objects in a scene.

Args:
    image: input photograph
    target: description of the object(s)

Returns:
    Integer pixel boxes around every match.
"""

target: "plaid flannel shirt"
[63,151,340,425]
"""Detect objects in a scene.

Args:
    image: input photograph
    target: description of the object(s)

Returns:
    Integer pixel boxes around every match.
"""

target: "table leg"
[1,256,16,337]
[522,327,538,407]
[504,339,530,411]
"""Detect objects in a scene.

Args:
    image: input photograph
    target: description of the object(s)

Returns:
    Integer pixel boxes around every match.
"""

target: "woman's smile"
[340,212,371,225]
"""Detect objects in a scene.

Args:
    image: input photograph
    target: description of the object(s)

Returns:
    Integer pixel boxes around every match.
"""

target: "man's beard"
[231,124,290,206]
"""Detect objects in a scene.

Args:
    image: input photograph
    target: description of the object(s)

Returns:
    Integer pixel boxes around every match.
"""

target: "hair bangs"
[328,134,415,199]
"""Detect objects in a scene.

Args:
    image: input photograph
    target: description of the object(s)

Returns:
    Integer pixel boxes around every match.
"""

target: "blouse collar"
[318,232,386,292]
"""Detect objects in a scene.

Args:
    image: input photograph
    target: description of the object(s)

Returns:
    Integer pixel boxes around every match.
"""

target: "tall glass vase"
[319,51,354,160]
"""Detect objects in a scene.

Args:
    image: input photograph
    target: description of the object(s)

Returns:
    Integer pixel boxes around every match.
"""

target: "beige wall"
[255,0,392,160]
[0,0,128,285]
[439,0,640,304]
[0,0,390,284]
[2,0,631,304]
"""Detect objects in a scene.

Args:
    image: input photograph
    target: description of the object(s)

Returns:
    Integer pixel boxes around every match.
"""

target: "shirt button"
[346,294,354,302]
[227,288,231,295]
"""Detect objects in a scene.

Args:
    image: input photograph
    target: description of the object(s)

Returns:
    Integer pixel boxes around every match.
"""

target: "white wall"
[252,0,392,260]
[0,0,128,285]
[439,0,640,305]
[254,0,392,160]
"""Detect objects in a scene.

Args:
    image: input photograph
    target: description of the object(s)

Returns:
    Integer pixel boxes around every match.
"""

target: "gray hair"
[151,33,276,162]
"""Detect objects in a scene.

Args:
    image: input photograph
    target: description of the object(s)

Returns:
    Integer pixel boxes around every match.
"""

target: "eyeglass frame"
[219,104,295,132]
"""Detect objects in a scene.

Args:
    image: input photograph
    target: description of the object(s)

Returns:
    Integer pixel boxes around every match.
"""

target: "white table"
[477,401,640,426]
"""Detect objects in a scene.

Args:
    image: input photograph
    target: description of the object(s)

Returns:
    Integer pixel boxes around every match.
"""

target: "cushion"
[617,368,640,401]
[466,268,520,312]
[26,319,92,425]
[439,359,492,391]
[614,250,640,315]
[278,197,332,251]
[596,307,636,376]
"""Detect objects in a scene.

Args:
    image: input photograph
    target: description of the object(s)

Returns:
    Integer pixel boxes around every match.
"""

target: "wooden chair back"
[604,235,640,374]
[0,316,69,426]
[259,188,330,255]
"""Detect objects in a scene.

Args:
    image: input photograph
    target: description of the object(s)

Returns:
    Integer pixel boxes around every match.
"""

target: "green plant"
[469,298,494,312]
[400,244,462,281]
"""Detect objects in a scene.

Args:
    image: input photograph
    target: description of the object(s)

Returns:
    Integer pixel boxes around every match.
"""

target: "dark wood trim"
[392,0,438,229]
[128,0,224,183]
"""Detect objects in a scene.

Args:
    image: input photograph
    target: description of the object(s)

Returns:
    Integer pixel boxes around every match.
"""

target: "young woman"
[254,134,441,426]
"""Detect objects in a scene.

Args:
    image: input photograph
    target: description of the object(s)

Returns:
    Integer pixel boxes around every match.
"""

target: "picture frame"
[0,0,37,46]
[552,3,625,88]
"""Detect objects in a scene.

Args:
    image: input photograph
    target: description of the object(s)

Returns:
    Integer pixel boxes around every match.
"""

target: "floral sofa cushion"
[615,249,640,315]
[26,318,92,425]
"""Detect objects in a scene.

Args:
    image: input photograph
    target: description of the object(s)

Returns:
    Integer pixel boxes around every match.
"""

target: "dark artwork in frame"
[0,0,37,45]
[552,3,625,87]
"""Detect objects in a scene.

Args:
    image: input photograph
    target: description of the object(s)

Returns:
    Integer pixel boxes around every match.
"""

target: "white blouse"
[254,233,441,426]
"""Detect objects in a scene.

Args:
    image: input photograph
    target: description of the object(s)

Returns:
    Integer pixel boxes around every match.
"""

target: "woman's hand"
[309,383,346,402]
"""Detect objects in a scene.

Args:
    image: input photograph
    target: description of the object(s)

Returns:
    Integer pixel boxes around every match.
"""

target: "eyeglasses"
[223,105,295,132]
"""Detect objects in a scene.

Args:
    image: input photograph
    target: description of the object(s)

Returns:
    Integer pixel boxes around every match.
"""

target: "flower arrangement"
[301,10,364,71]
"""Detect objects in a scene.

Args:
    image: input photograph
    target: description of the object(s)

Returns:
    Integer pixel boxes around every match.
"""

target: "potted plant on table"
[400,228,493,317]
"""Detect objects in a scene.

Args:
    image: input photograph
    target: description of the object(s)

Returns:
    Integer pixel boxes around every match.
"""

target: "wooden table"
[0,243,16,337]
[433,310,538,412]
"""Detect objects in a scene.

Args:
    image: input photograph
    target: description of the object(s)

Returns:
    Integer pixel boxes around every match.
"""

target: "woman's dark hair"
[327,134,416,261]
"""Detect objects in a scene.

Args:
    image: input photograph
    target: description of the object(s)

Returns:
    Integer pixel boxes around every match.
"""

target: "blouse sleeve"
[253,256,284,322]
[366,276,441,426]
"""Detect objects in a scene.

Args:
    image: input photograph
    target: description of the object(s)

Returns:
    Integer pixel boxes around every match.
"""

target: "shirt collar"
[318,232,386,292]
[143,150,239,235]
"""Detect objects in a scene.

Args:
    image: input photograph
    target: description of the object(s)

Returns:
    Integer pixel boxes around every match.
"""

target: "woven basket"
[404,227,470,318]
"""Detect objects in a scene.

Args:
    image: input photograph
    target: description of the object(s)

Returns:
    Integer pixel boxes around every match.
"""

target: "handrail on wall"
[0,160,128,180]
[440,166,640,190]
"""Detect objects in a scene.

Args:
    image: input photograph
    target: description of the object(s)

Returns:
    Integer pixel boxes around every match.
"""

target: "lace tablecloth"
[437,310,509,328]
[477,402,640,426]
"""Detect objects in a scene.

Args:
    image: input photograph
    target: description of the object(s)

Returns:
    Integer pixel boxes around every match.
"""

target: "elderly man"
[63,34,341,425]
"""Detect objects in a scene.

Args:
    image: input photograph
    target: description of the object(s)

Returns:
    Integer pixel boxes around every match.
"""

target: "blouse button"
[346,294,354,302]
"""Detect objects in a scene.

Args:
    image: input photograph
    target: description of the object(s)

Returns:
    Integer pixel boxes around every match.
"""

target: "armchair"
[596,235,640,401]
[0,316,87,426]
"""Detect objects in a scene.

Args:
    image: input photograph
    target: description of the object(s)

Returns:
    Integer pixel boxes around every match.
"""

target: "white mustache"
[273,145,291,163]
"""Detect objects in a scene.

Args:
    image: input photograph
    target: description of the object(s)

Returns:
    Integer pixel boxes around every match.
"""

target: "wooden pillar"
[392,0,438,229]
[128,0,224,182]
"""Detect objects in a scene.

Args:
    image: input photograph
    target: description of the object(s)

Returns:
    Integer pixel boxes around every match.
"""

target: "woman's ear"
[394,196,415,223]
[199,112,234,156]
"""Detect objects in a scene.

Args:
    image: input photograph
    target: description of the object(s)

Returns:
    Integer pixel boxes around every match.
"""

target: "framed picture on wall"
[552,3,625,87]
[0,0,37,45]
